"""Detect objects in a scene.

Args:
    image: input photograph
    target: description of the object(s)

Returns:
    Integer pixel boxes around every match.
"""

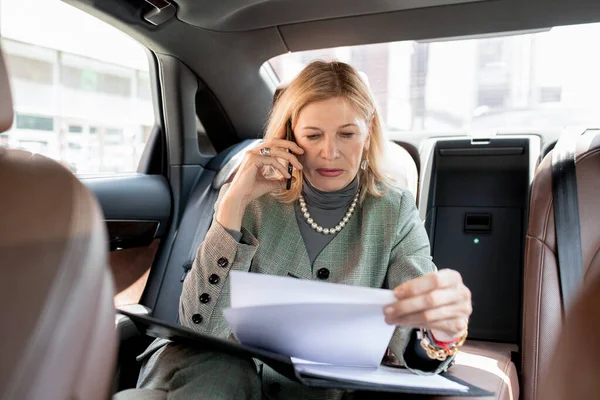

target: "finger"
[262,138,304,155]
[385,301,472,326]
[260,147,303,170]
[250,154,291,178]
[394,269,463,299]
[385,286,469,318]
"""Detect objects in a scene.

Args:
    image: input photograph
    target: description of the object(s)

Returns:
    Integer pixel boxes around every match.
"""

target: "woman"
[131,60,472,400]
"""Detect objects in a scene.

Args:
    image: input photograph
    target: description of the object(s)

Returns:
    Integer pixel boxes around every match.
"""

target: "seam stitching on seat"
[531,193,555,400]
[526,236,556,253]
[523,235,531,377]
[542,196,553,243]
[585,248,600,279]
[533,232,548,399]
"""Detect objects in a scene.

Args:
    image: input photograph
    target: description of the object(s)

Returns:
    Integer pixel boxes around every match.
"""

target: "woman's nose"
[321,136,339,160]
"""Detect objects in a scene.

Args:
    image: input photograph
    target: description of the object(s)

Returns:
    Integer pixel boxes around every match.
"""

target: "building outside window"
[0,0,155,174]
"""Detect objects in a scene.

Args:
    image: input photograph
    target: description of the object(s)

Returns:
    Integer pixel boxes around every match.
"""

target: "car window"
[268,22,600,136]
[0,0,154,174]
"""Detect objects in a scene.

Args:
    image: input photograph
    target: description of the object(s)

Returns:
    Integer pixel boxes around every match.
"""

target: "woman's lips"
[316,169,344,177]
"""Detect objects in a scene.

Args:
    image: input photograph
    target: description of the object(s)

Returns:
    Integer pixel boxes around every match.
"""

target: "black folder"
[118,310,493,397]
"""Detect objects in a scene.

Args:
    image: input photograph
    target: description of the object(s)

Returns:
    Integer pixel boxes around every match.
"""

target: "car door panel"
[83,174,171,238]
[82,174,172,307]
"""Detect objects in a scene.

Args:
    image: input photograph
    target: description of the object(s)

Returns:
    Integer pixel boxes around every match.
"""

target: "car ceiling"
[66,0,600,141]
[174,0,486,32]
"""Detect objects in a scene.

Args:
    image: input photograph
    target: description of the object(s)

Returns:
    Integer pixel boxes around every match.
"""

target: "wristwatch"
[417,326,468,361]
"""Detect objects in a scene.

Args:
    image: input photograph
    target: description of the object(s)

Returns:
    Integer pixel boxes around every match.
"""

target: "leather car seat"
[0,44,117,400]
[540,270,600,400]
[522,129,600,400]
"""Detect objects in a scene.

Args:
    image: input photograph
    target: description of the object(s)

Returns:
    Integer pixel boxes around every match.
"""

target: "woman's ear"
[364,134,371,151]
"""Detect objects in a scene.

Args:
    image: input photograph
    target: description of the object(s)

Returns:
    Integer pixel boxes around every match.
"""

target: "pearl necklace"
[299,190,360,235]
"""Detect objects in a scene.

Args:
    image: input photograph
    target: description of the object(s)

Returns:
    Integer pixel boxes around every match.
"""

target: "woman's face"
[294,97,370,192]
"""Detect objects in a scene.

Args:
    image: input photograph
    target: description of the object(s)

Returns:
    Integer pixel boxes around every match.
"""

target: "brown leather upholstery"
[540,270,600,400]
[0,47,117,400]
[430,341,519,400]
[522,130,600,400]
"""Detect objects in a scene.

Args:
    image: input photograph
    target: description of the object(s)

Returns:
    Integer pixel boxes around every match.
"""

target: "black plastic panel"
[107,220,160,251]
[435,170,528,208]
[82,174,172,237]
[433,206,523,342]
[425,138,530,344]
[439,147,524,156]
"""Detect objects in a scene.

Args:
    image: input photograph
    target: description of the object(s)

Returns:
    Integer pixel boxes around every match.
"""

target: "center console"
[418,135,540,343]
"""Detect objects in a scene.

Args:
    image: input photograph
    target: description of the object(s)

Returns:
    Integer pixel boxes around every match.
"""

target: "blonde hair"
[265,60,396,203]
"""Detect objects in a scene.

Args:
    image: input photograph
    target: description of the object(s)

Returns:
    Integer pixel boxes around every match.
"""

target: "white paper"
[293,362,469,392]
[229,270,396,308]
[224,272,469,393]
[224,303,395,366]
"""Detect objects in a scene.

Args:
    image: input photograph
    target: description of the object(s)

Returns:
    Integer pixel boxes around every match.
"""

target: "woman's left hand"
[384,269,472,342]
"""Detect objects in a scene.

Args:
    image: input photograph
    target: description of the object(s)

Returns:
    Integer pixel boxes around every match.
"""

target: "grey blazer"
[172,184,454,399]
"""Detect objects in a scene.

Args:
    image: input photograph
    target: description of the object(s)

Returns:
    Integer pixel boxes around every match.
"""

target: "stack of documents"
[223,271,472,394]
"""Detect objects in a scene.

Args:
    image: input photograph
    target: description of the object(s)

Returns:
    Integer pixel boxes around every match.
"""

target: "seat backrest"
[384,141,418,200]
[522,130,600,400]
[539,270,600,400]
[0,46,116,400]
[150,139,260,322]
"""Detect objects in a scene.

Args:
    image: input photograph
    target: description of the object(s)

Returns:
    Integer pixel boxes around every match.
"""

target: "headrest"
[0,45,14,133]
[212,140,261,189]
[273,83,288,106]
[385,142,419,200]
[0,148,115,399]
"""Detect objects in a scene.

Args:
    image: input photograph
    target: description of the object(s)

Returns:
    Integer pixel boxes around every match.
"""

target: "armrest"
[116,304,152,341]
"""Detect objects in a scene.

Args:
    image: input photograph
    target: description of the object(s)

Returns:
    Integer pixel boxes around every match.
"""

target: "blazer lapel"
[254,200,312,279]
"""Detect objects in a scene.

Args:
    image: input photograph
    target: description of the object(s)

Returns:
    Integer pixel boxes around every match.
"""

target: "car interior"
[1,0,599,399]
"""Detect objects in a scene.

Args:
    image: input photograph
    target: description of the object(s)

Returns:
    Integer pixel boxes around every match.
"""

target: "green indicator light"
[473,238,480,244]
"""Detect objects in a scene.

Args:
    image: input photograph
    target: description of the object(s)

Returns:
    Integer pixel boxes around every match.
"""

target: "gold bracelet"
[418,328,468,361]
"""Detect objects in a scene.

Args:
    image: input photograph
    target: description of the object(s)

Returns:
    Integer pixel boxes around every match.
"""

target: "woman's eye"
[306,134,321,140]
[340,132,355,138]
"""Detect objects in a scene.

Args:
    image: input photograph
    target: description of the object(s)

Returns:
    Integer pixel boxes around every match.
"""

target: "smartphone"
[286,120,294,190]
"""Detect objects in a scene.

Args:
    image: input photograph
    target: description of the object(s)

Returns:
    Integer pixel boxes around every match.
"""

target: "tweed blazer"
[173,183,454,399]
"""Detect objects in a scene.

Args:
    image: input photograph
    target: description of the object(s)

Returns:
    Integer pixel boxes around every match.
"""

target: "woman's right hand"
[216,139,304,231]
[230,138,304,203]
